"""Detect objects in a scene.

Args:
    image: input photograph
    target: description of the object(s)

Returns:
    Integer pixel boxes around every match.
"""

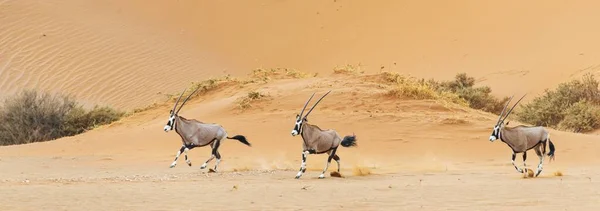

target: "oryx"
[489,94,556,177]
[291,90,358,179]
[164,87,251,171]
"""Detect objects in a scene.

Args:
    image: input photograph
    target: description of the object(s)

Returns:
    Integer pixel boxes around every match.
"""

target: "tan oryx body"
[489,95,556,177]
[164,88,251,171]
[291,91,357,179]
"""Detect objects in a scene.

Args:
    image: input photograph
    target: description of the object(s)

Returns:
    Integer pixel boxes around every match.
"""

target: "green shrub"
[429,73,509,114]
[518,73,600,132]
[558,101,600,132]
[0,90,124,146]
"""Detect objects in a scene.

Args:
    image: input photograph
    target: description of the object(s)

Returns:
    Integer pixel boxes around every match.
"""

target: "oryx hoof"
[318,174,325,179]
[187,162,192,167]
[200,164,207,169]
[295,173,302,179]
[169,164,176,168]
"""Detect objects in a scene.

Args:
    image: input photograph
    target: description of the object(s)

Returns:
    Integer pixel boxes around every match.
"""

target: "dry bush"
[557,101,600,132]
[431,73,509,114]
[249,68,310,83]
[333,64,364,75]
[382,72,467,106]
[0,90,124,146]
[518,73,600,132]
[237,91,269,110]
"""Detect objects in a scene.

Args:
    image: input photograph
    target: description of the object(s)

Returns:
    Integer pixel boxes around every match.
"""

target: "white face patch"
[489,125,500,141]
[291,117,302,136]
[164,115,175,132]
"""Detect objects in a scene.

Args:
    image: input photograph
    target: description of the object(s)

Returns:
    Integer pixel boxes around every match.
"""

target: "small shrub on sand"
[333,64,364,75]
[0,90,124,146]
[237,91,269,110]
[430,73,510,114]
[249,68,310,82]
[518,73,600,132]
[382,72,467,106]
[382,72,509,113]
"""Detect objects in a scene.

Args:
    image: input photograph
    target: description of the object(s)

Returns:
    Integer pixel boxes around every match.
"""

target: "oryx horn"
[303,90,332,118]
[299,93,316,117]
[500,94,527,123]
[172,88,187,112]
[176,86,201,114]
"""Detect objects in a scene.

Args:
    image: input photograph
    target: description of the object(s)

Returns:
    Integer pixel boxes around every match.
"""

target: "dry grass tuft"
[237,91,270,110]
[381,72,467,106]
[333,64,364,75]
[249,68,311,83]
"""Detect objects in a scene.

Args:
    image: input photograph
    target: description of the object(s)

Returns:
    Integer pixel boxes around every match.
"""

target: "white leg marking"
[184,148,191,166]
[536,155,544,176]
[201,155,215,169]
[512,153,523,173]
[295,151,308,179]
[170,150,182,168]
[214,159,221,171]
[319,162,331,179]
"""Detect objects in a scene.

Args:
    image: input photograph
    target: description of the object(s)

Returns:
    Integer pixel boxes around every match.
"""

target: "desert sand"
[1,1,600,210]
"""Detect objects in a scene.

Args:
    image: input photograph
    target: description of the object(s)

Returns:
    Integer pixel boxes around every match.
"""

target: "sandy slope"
[2,1,600,109]
[1,73,600,210]
[2,1,600,210]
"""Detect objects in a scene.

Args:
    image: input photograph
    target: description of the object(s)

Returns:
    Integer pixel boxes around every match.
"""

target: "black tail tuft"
[547,140,555,161]
[341,134,357,147]
[227,135,251,147]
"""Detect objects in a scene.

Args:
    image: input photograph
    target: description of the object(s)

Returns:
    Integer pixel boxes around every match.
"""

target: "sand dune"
[2,1,600,210]
[2,1,600,109]
[2,73,600,210]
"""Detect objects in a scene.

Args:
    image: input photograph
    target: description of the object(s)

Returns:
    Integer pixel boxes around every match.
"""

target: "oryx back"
[501,126,549,153]
[301,123,341,153]
[176,117,226,147]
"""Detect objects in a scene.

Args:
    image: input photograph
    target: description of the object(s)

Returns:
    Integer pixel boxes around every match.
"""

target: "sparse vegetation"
[381,72,509,114]
[0,90,124,146]
[518,74,600,133]
[429,73,511,114]
[333,64,364,75]
[249,68,311,83]
[237,91,269,110]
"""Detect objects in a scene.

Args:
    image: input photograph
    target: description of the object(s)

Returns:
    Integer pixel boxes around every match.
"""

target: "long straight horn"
[172,88,187,113]
[500,94,527,123]
[299,93,316,117]
[303,90,332,118]
[496,95,514,124]
[176,86,201,114]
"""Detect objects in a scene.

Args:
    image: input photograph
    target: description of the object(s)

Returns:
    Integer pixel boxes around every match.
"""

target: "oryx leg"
[184,144,196,166]
[522,151,528,174]
[211,138,223,172]
[170,145,186,168]
[333,154,341,172]
[200,139,218,169]
[295,151,309,179]
[511,152,523,173]
[534,147,544,177]
[319,148,338,179]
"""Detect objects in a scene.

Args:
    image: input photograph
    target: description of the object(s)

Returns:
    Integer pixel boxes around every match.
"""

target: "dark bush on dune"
[518,73,600,133]
[0,90,124,146]
[430,73,511,114]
